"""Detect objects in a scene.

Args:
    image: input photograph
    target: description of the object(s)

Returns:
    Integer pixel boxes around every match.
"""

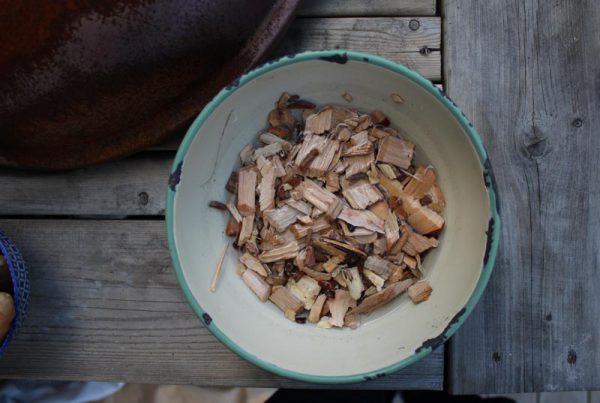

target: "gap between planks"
[298,0,437,17]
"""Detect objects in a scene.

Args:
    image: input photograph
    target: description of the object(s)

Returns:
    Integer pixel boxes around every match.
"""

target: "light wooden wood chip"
[376,136,414,169]
[269,285,303,312]
[348,278,415,315]
[258,241,299,263]
[237,215,254,247]
[345,152,375,178]
[263,205,301,233]
[342,181,384,209]
[338,207,385,233]
[237,169,257,216]
[408,281,433,303]
[258,158,276,212]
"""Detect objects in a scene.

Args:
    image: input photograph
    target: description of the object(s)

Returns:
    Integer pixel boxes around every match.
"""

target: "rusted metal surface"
[0,0,300,170]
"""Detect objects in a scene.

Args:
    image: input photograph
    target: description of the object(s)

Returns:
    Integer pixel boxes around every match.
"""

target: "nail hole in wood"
[138,191,149,206]
[567,349,577,365]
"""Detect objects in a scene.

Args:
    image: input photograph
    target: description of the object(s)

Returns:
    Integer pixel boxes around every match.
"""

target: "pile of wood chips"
[210,93,446,329]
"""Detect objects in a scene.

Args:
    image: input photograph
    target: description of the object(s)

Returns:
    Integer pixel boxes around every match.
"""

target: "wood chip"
[363,269,385,291]
[237,215,254,246]
[253,142,283,161]
[373,236,387,255]
[284,199,313,215]
[239,252,269,277]
[390,93,404,104]
[325,198,343,220]
[341,92,353,102]
[290,216,330,239]
[269,286,303,313]
[258,158,276,212]
[299,179,340,213]
[387,265,408,284]
[384,211,400,251]
[225,217,241,237]
[226,171,239,193]
[325,171,340,192]
[271,155,286,178]
[259,132,293,151]
[308,294,327,323]
[329,289,354,327]
[320,238,367,257]
[403,230,440,256]
[303,139,340,177]
[263,205,301,233]
[338,207,385,233]
[407,206,445,235]
[348,278,415,315]
[350,131,369,145]
[408,281,432,303]
[343,141,373,157]
[426,184,446,213]
[258,241,299,263]
[226,202,242,223]
[342,181,384,209]
[364,255,396,280]
[404,166,437,198]
[376,136,414,169]
[301,266,332,281]
[237,169,257,216]
[242,269,271,302]
[355,114,372,132]
[345,152,375,178]
[337,126,352,141]
[370,110,389,126]
[304,108,333,134]
[322,254,345,273]
[239,144,254,165]
[287,276,321,309]
[339,221,375,237]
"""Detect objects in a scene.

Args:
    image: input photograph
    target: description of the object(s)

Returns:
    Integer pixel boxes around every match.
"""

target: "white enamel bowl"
[166,50,500,383]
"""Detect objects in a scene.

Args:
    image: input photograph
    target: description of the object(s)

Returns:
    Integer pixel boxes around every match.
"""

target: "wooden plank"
[444,0,600,394]
[0,219,443,389]
[298,0,436,17]
[0,153,171,216]
[152,17,441,152]
[275,17,441,80]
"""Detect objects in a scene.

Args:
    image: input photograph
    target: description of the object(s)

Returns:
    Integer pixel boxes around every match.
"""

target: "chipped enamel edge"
[165,50,501,384]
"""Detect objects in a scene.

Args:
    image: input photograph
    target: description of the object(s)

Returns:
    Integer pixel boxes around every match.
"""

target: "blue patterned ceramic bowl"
[0,230,29,356]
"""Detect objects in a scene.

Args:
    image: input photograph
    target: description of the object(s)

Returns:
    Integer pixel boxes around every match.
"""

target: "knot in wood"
[409,19,420,31]
[523,136,549,159]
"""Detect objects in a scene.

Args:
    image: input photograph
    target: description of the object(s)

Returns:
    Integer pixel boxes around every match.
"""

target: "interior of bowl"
[167,51,500,383]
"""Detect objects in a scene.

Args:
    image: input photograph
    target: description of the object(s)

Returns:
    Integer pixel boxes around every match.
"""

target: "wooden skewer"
[210,242,229,292]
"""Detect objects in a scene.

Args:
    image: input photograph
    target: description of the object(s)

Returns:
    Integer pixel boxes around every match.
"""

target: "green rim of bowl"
[166,50,501,384]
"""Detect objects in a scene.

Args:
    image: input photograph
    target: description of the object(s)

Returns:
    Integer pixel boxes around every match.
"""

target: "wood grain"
[298,0,436,17]
[275,17,441,80]
[0,154,171,216]
[444,0,600,393]
[0,219,443,389]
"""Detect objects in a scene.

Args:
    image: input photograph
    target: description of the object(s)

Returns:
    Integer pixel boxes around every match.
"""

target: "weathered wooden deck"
[1,0,598,393]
